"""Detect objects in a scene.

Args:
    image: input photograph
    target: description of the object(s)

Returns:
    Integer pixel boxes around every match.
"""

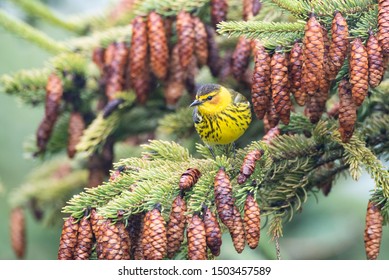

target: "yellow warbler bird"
[190,84,252,149]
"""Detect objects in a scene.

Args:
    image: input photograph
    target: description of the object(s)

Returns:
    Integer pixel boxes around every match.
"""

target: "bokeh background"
[0,0,387,260]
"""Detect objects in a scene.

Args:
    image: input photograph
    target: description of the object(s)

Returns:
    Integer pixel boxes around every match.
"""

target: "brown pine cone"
[105,41,128,101]
[179,168,201,192]
[67,112,85,159]
[304,90,328,124]
[349,38,369,107]
[244,193,260,249]
[193,16,209,66]
[177,11,195,70]
[10,207,25,259]
[378,0,389,54]
[214,167,234,229]
[36,73,63,153]
[166,195,187,258]
[262,126,281,144]
[185,55,198,95]
[117,221,132,259]
[142,207,167,260]
[367,32,385,88]
[203,207,222,256]
[73,215,94,260]
[271,49,291,125]
[237,149,264,184]
[231,37,252,81]
[187,214,207,260]
[92,47,106,72]
[206,25,222,77]
[265,98,280,130]
[338,79,356,143]
[229,205,246,253]
[364,200,383,260]
[327,11,349,80]
[128,213,144,260]
[301,15,324,96]
[89,208,104,257]
[98,219,130,260]
[58,216,79,260]
[147,12,169,80]
[164,44,186,108]
[289,42,306,106]
[211,0,228,28]
[129,16,150,104]
[251,40,271,120]
[243,0,253,20]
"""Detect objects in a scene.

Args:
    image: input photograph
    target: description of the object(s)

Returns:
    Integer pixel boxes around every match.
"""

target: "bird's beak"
[189,99,203,107]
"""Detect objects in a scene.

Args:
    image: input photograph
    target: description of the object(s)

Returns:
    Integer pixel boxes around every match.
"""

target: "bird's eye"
[207,96,213,101]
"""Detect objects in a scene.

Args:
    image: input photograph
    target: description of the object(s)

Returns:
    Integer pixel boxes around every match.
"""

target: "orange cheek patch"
[209,95,220,105]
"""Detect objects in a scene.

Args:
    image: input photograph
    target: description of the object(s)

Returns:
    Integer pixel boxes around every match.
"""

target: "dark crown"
[196,84,221,97]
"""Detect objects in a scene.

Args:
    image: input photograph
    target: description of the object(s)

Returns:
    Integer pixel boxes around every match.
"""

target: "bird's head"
[189,84,232,115]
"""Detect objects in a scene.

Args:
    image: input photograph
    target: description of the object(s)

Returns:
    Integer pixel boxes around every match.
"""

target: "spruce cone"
[98,219,130,260]
[206,25,222,77]
[244,194,260,249]
[214,167,234,229]
[229,205,246,253]
[271,50,291,125]
[193,16,208,66]
[262,126,281,144]
[37,73,63,153]
[92,47,106,72]
[364,200,383,260]
[265,98,280,130]
[243,0,253,20]
[304,90,328,124]
[164,44,186,108]
[367,32,385,88]
[231,37,252,81]
[10,207,25,259]
[128,213,144,260]
[327,11,349,80]
[301,15,324,96]
[147,12,169,80]
[237,149,264,184]
[289,42,306,106]
[185,55,198,95]
[349,38,369,107]
[58,216,79,260]
[67,112,85,158]
[129,16,150,104]
[338,79,356,143]
[74,215,94,260]
[203,207,222,256]
[142,207,167,260]
[105,41,128,101]
[90,208,104,258]
[211,0,228,28]
[177,11,195,70]
[378,0,389,54]
[187,214,207,260]
[251,40,271,120]
[117,221,132,259]
[166,195,187,258]
[179,168,201,192]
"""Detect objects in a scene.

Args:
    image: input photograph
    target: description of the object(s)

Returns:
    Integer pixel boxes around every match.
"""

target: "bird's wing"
[228,88,249,105]
[192,107,202,124]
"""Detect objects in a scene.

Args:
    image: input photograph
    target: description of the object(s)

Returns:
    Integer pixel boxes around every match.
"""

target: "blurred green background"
[0,0,387,260]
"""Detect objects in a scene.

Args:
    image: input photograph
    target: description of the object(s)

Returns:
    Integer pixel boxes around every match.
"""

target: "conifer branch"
[0,10,68,54]
[9,0,85,34]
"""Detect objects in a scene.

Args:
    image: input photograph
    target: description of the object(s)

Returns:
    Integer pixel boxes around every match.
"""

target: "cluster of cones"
[250,7,388,142]
[57,152,265,260]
